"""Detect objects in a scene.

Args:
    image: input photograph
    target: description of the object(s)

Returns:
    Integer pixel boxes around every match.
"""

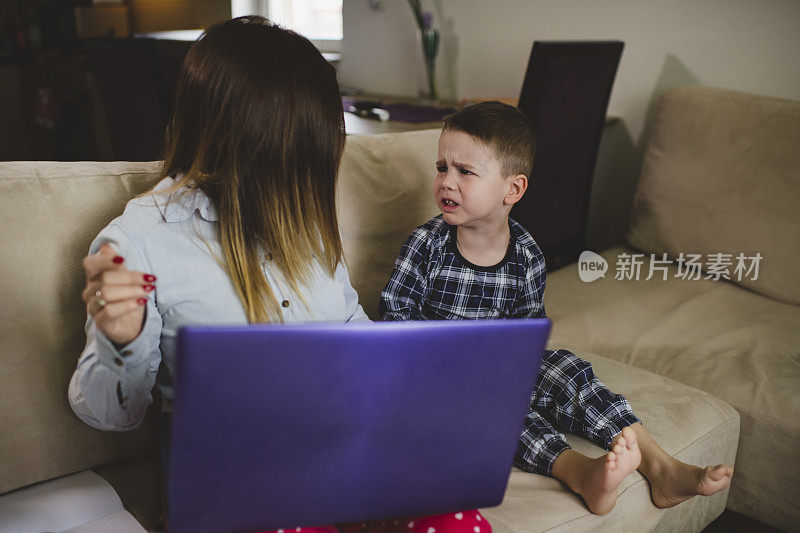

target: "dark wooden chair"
[514,41,624,271]
[84,38,190,161]
[153,39,192,120]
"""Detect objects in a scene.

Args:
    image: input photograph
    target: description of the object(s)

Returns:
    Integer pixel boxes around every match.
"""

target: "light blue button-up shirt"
[69,177,370,431]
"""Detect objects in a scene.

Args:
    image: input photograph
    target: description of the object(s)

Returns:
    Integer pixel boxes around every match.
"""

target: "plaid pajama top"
[379,215,547,321]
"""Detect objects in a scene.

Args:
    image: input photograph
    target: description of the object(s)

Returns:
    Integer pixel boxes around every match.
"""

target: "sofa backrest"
[338,129,441,317]
[0,161,163,494]
[0,129,441,494]
[627,86,800,305]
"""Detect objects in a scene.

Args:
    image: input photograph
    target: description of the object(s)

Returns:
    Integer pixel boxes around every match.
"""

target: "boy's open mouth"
[441,198,460,207]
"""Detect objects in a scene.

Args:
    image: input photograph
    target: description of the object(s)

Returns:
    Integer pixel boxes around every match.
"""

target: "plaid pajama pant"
[514,349,641,476]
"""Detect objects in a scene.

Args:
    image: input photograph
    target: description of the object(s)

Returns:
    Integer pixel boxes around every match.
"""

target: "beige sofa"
[545,86,800,531]
[1,101,741,530]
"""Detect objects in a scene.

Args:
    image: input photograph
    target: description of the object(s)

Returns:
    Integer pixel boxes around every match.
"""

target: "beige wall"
[339,0,800,249]
[341,0,800,142]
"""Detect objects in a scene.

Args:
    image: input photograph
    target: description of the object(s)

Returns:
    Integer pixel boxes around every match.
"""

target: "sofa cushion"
[481,353,739,532]
[627,86,800,305]
[0,162,162,495]
[543,246,800,530]
[337,129,442,319]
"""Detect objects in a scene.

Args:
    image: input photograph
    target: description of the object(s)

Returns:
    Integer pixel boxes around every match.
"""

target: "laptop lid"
[168,319,551,533]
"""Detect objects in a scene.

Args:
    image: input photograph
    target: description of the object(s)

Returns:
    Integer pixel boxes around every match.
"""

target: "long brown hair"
[162,16,345,323]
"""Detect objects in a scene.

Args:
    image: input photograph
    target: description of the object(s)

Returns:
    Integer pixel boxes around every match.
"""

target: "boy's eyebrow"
[435,159,479,171]
[453,160,479,171]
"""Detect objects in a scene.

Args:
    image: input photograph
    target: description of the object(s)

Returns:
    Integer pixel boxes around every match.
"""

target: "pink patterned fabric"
[260,510,491,533]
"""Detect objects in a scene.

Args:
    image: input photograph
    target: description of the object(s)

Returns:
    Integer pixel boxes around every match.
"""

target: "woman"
[69,17,489,533]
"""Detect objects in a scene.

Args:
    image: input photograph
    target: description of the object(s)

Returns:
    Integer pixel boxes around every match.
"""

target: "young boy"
[379,101,733,515]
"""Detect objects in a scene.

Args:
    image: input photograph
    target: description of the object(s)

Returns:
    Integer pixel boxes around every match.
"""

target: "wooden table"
[344,112,442,135]
[344,94,618,135]
[343,93,458,135]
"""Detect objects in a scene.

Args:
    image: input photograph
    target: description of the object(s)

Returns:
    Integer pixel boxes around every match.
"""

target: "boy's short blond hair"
[442,101,536,179]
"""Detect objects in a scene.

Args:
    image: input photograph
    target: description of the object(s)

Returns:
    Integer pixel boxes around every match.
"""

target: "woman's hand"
[81,244,156,346]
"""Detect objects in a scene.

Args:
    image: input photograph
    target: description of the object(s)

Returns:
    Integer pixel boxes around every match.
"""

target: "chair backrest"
[514,41,624,271]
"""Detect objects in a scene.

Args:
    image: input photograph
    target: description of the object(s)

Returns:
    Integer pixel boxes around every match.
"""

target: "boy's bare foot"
[580,426,642,514]
[647,460,733,508]
[553,426,642,515]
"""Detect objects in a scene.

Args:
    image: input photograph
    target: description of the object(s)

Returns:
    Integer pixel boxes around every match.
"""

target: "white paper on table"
[62,510,147,533]
[0,470,146,533]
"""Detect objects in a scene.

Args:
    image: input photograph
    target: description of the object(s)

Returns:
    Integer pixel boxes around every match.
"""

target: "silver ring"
[95,289,106,309]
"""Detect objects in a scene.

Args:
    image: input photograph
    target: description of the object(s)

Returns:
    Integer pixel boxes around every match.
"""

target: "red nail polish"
[112,256,124,264]
[143,284,155,292]
[144,274,157,282]
[137,298,147,305]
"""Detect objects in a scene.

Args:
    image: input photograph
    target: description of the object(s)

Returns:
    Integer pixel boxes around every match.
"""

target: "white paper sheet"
[62,510,147,533]
[0,470,146,533]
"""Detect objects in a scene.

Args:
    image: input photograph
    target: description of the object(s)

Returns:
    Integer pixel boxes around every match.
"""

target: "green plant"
[407,0,440,100]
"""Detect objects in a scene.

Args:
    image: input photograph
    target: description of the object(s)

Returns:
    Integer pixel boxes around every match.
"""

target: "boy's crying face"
[434,130,518,230]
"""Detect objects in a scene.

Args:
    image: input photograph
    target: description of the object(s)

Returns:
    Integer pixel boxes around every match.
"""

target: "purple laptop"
[168,319,551,533]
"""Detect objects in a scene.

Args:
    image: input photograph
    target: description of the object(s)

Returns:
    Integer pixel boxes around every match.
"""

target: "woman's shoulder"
[115,176,216,232]
[91,177,216,268]
[119,177,172,217]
